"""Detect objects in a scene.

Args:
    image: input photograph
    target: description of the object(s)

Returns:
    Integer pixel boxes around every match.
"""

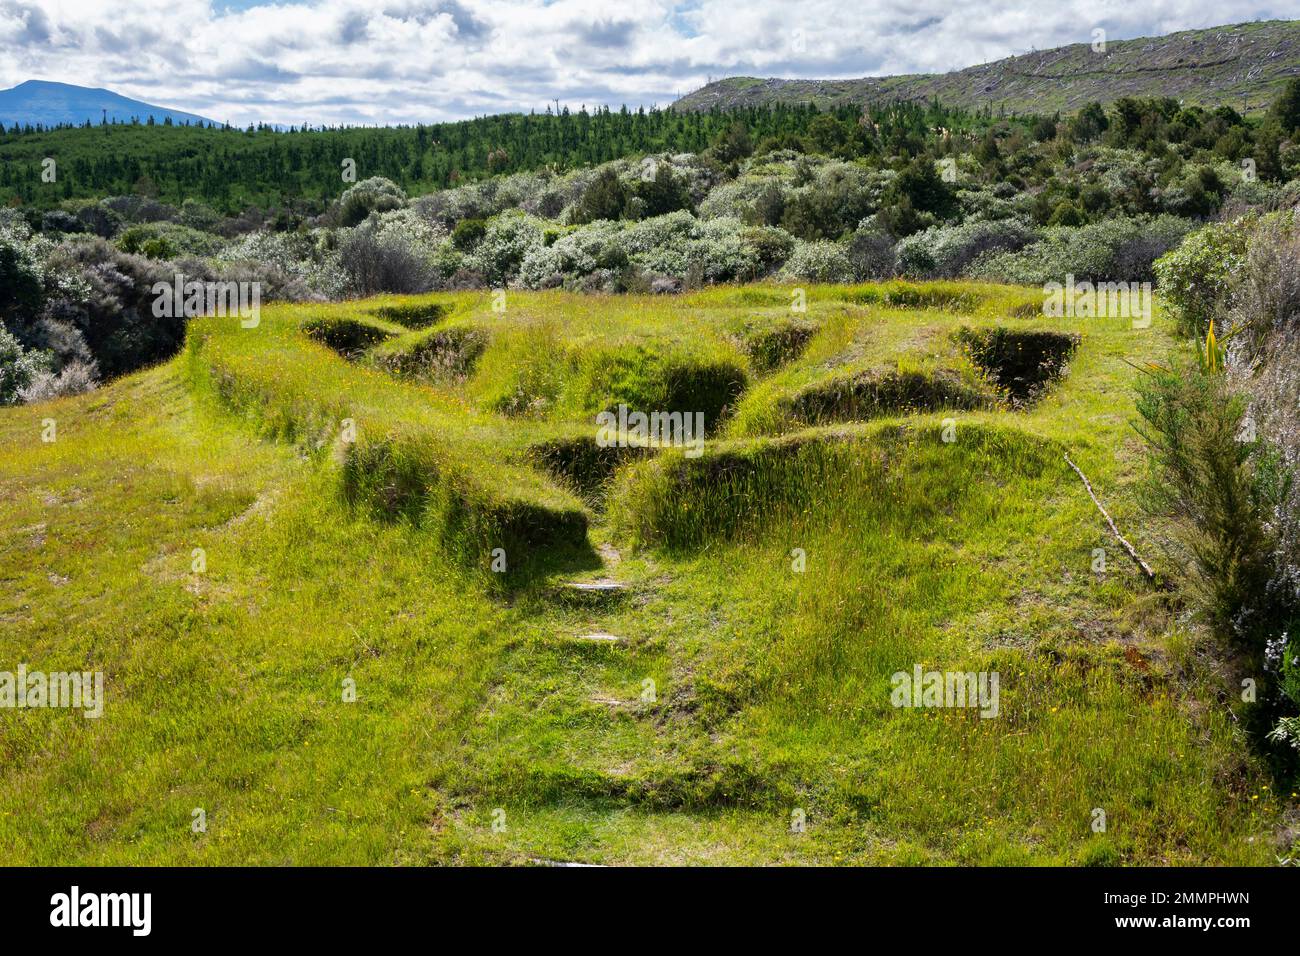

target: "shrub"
[16,359,98,404]
[0,326,52,405]
[633,163,693,219]
[1046,200,1086,227]
[217,229,346,299]
[697,173,782,222]
[781,240,853,282]
[846,223,896,280]
[116,222,225,260]
[1135,359,1279,643]
[339,227,437,295]
[100,195,177,224]
[738,226,795,278]
[179,199,221,231]
[41,210,86,235]
[609,212,771,286]
[69,201,123,239]
[0,220,49,321]
[451,218,487,250]
[336,177,407,227]
[973,215,1193,285]
[518,219,625,288]
[463,212,546,286]
[894,218,1035,279]
[1223,218,1300,667]
[1223,213,1300,357]
[39,239,188,378]
[882,157,957,230]
[571,168,629,225]
[1153,218,1252,337]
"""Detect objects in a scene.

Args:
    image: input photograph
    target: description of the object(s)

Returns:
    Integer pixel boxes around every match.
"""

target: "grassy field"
[0,281,1291,864]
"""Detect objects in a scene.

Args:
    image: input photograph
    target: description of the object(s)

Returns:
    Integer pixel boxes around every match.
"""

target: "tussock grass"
[368,324,489,383]
[736,319,818,373]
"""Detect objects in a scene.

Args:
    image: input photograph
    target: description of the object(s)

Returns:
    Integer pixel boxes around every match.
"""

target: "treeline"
[0,100,1017,214]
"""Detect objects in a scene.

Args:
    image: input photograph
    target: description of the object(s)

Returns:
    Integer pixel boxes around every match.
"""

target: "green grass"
[0,280,1292,864]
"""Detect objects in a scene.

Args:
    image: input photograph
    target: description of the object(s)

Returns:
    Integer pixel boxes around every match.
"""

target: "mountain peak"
[0,79,216,128]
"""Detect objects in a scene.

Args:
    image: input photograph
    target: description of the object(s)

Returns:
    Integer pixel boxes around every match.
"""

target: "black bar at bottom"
[0,866,1284,941]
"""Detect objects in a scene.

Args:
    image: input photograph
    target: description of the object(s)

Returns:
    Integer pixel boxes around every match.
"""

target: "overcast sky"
[0,0,1293,125]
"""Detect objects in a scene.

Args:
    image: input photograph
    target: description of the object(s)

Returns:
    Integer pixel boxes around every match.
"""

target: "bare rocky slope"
[673,19,1300,115]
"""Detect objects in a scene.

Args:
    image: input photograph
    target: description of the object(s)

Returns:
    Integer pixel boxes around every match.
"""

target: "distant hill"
[0,80,215,128]
[674,19,1300,115]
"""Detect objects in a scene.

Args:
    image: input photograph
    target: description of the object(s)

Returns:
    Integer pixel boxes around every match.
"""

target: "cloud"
[338,10,371,44]
[435,0,491,40]
[4,1,51,42]
[577,18,636,49]
[0,0,1293,125]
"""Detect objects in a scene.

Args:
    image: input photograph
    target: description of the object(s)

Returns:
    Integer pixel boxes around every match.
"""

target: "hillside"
[674,19,1300,115]
[0,282,1288,864]
[0,80,215,128]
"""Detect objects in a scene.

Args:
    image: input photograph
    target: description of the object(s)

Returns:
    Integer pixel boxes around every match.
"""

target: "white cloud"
[0,0,1292,124]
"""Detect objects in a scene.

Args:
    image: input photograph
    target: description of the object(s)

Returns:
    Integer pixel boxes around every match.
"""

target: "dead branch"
[1064,452,1161,586]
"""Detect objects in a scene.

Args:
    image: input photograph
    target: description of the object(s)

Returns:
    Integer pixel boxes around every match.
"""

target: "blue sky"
[0,0,1294,125]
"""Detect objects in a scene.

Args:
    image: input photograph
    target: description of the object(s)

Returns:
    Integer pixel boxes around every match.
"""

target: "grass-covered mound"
[2,279,1290,865]
[468,325,748,430]
[778,368,991,425]
[736,319,819,373]
[610,421,1053,550]
[185,301,590,572]
[368,324,490,383]
[836,281,984,312]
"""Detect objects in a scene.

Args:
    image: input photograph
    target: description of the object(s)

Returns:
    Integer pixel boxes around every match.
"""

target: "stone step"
[563,578,627,593]
[530,858,606,868]
[555,578,630,605]
[574,632,623,644]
